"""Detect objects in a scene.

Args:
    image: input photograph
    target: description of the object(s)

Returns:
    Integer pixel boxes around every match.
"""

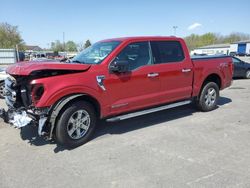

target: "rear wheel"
[196,82,219,112]
[245,70,250,79]
[56,101,97,148]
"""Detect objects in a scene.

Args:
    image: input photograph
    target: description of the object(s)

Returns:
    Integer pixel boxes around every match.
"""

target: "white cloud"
[188,23,202,30]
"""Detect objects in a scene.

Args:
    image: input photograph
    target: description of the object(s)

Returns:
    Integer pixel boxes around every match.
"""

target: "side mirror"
[109,60,129,73]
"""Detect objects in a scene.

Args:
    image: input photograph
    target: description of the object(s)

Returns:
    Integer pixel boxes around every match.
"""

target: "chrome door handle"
[182,68,192,73]
[147,73,159,78]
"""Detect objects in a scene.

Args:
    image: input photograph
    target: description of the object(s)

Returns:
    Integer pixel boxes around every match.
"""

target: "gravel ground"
[0,79,250,188]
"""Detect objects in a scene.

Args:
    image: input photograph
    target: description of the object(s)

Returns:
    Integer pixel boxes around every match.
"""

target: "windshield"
[72,41,121,64]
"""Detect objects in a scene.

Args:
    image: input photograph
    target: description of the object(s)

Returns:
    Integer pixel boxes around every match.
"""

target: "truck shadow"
[217,96,232,106]
[93,97,232,140]
[19,97,232,152]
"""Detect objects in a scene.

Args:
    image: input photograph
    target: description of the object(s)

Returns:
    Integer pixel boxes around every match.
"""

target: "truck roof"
[100,36,180,42]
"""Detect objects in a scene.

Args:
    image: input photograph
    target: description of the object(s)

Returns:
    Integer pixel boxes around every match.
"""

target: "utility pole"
[173,26,178,36]
[16,44,20,62]
[63,32,65,52]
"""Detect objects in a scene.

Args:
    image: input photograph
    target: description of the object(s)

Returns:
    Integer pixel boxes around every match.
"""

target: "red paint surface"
[6,37,233,118]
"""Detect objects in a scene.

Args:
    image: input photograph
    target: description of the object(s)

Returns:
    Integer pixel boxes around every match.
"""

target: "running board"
[106,100,192,122]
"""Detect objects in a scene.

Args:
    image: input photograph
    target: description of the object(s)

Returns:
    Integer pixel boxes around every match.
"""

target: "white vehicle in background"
[0,67,8,98]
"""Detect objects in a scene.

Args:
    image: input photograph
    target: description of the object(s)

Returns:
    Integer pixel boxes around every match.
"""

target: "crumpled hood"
[6,61,91,75]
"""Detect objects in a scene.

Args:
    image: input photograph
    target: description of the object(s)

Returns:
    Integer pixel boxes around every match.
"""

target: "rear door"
[106,41,162,115]
[150,40,193,103]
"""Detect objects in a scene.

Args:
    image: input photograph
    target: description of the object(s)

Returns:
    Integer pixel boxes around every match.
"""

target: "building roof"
[197,43,230,49]
[231,40,250,44]
[25,45,43,51]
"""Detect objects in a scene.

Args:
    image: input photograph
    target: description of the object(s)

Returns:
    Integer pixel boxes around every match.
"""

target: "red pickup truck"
[0,36,233,147]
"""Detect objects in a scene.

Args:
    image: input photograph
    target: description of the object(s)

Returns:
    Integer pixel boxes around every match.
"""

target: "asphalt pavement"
[1,79,250,188]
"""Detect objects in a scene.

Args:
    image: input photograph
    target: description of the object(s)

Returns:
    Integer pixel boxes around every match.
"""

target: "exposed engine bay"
[0,69,85,139]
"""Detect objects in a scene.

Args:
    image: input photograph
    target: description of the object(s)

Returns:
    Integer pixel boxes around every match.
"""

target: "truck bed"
[191,55,233,97]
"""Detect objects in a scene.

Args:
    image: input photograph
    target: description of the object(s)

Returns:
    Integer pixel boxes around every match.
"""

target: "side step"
[106,100,192,122]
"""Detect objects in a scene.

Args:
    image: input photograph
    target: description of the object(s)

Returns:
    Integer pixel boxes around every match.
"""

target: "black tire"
[56,101,97,148]
[196,82,219,112]
[0,81,4,99]
[245,70,250,79]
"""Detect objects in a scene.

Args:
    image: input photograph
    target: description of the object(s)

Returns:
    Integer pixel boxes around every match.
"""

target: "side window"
[116,42,151,71]
[151,41,185,64]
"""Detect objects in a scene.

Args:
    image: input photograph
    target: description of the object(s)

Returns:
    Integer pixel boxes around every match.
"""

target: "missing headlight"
[31,84,44,105]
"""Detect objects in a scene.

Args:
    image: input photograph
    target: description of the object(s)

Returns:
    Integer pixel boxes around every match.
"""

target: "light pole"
[63,32,65,52]
[173,26,178,36]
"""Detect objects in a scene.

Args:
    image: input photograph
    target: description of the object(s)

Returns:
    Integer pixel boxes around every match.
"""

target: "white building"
[230,40,250,55]
[0,49,17,64]
[192,40,250,56]
[191,44,230,56]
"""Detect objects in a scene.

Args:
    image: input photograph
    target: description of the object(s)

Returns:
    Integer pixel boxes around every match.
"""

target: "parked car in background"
[0,67,8,98]
[229,52,237,57]
[31,58,60,62]
[232,57,250,79]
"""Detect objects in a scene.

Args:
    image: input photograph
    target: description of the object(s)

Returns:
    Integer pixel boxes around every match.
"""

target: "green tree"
[84,39,91,49]
[200,33,217,46]
[184,32,250,51]
[184,34,200,50]
[66,41,77,51]
[222,32,250,43]
[51,40,64,53]
[0,22,25,50]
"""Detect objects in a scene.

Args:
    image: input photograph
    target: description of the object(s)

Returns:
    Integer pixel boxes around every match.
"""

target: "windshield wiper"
[72,60,84,64]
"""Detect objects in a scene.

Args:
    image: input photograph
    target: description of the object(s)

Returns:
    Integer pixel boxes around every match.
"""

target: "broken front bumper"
[0,108,48,136]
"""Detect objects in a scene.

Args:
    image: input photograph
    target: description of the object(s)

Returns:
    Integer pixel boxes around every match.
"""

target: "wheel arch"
[47,93,101,139]
[246,69,250,78]
[197,73,221,98]
[202,73,221,89]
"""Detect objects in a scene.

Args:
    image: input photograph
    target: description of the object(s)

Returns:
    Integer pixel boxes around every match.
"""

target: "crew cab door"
[105,41,161,115]
[150,40,193,103]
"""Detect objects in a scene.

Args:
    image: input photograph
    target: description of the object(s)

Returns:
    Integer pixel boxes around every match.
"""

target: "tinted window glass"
[232,57,241,64]
[151,41,185,64]
[116,42,151,71]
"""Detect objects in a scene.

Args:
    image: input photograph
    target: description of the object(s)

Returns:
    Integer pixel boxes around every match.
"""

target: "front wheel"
[196,82,219,112]
[56,101,97,148]
[245,70,250,79]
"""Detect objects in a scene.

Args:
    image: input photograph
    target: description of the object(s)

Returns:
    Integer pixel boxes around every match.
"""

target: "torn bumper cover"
[9,110,32,128]
[0,108,48,136]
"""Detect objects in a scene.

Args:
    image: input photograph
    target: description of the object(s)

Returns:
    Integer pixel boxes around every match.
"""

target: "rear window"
[151,41,185,64]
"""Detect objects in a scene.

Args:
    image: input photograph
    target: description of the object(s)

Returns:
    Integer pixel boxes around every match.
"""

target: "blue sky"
[1,0,249,48]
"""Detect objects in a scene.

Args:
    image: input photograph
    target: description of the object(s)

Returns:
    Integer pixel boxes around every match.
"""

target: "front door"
[105,41,162,115]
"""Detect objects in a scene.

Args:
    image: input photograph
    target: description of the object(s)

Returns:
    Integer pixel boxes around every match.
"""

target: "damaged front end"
[0,62,91,140]
[0,74,50,138]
